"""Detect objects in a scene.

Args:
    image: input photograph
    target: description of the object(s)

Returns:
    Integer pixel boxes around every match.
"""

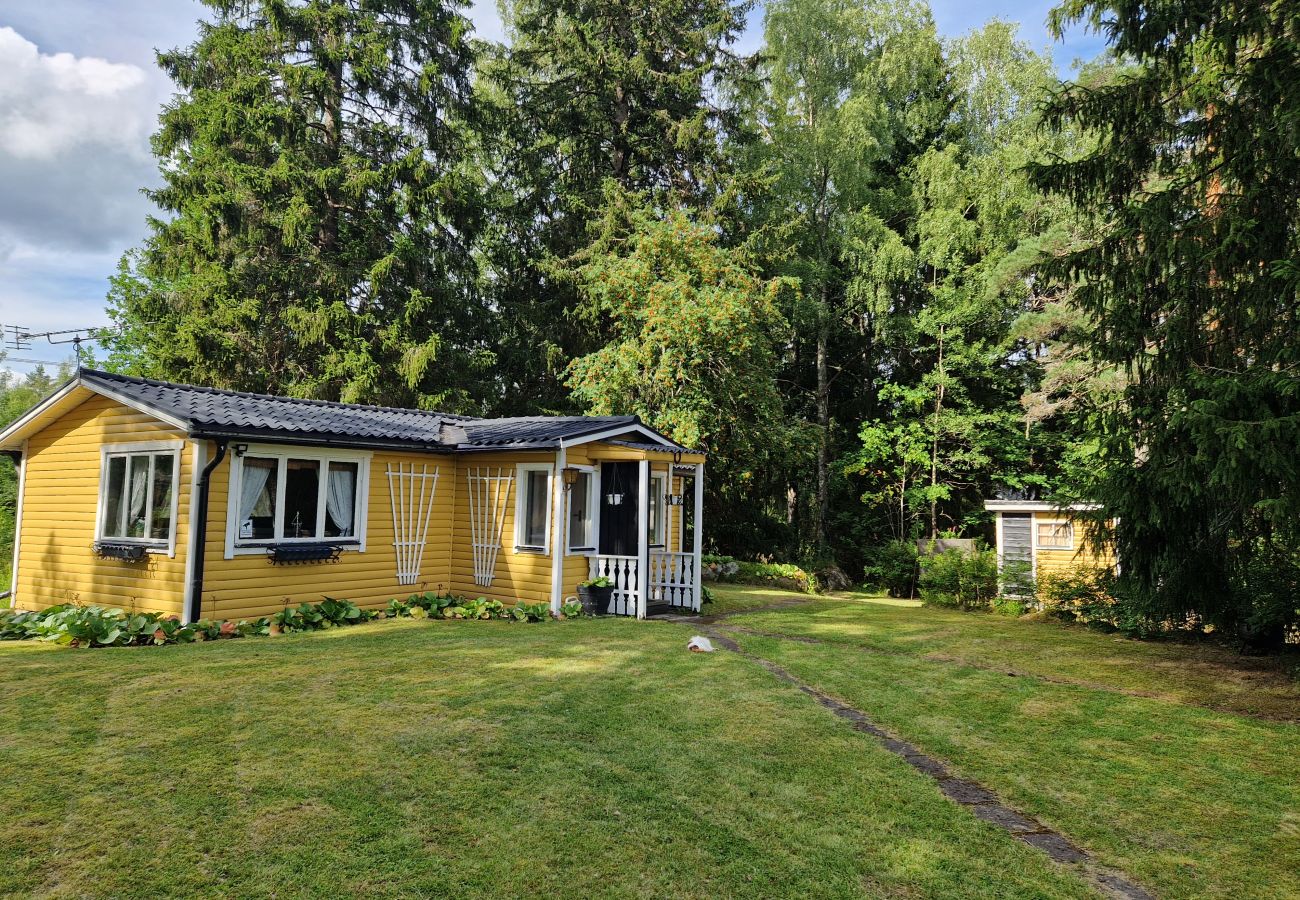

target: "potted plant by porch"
[577,576,615,615]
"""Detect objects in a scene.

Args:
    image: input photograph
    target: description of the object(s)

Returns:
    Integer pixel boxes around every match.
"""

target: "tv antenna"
[5,326,115,370]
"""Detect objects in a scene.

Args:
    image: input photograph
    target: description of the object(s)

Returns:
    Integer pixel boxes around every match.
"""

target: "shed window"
[100,449,177,546]
[1036,521,1074,549]
[234,451,366,546]
[515,464,552,552]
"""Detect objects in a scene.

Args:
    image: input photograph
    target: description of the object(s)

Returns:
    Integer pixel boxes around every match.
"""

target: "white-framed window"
[515,462,553,553]
[567,466,598,553]
[1035,521,1074,550]
[226,445,370,557]
[649,471,667,547]
[97,441,183,554]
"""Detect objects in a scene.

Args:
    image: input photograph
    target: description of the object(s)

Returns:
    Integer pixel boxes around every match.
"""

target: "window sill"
[514,546,548,555]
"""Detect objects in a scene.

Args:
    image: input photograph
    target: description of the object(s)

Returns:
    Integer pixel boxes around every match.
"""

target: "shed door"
[598,461,639,556]
[1000,513,1033,593]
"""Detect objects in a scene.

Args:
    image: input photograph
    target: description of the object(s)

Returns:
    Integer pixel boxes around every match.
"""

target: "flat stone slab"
[938,778,999,805]
[1018,831,1089,864]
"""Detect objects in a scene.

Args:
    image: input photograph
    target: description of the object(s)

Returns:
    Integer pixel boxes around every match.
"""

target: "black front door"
[598,461,639,555]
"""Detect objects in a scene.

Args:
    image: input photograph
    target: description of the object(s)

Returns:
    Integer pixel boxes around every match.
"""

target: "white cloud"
[0,27,153,161]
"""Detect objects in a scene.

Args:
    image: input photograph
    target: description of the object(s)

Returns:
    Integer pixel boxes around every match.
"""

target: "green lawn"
[709,584,1300,900]
[4,590,1296,899]
[1,615,1092,899]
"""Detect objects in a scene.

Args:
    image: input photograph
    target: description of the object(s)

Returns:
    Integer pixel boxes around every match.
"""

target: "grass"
[709,584,1300,900]
[1,615,1093,899]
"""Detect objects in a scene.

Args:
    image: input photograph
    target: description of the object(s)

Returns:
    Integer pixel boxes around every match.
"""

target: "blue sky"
[0,0,1105,374]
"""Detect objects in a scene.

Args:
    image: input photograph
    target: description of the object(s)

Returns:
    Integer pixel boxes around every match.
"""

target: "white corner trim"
[550,448,566,614]
[9,439,28,605]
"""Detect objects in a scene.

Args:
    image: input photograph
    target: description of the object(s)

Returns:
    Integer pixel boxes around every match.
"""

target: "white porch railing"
[588,554,640,616]
[649,551,699,612]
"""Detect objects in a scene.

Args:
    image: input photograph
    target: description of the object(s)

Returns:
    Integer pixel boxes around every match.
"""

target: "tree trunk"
[815,291,830,549]
[929,324,945,540]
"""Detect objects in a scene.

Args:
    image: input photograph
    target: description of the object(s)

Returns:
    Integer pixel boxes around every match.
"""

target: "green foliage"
[0,590,567,649]
[560,598,584,618]
[106,0,486,408]
[1036,569,1161,640]
[863,541,919,598]
[917,547,998,609]
[579,577,612,589]
[566,204,790,524]
[703,554,819,594]
[1031,0,1300,635]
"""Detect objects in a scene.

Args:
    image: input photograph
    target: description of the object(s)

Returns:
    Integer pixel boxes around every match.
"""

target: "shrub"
[1037,568,1162,639]
[701,554,819,593]
[863,542,919,598]
[0,589,568,650]
[918,547,999,609]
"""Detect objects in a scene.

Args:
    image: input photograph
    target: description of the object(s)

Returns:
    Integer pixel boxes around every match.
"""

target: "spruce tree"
[107,0,485,409]
[1032,0,1300,637]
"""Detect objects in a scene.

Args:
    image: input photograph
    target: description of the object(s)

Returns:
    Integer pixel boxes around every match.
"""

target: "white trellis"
[467,466,514,587]
[386,462,440,585]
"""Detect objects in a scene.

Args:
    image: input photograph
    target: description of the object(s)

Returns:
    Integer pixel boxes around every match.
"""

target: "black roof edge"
[190,429,457,454]
[79,368,476,422]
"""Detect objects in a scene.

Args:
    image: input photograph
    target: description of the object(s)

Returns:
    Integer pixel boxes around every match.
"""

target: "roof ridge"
[79,368,478,421]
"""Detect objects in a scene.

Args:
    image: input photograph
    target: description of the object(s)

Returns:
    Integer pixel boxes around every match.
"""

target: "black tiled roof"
[78,369,688,453]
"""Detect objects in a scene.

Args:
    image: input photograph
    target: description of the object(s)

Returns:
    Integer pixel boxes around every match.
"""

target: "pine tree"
[107,0,485,409]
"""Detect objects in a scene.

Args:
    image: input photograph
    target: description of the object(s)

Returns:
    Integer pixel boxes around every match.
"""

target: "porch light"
[666,493,686,507]
[561,466,580,491]
[606,492,624,506]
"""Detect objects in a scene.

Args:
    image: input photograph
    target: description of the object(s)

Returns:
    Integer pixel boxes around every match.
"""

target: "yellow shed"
[1,370,705,622]
[984,500,1116,588]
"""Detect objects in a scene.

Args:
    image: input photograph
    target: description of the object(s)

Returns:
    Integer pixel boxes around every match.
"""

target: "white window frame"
[515,462,553,554]
[95,440,185,557]
[649,471,667,548]
[566,464,599,555]
[1035,519,1074,551]
[224,444,372,558]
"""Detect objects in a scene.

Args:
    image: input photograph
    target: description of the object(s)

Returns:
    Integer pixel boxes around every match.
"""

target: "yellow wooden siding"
[1033,511,1115,578]
[447,451,555,604]
[15,394,191,617]
[198,447,455,620]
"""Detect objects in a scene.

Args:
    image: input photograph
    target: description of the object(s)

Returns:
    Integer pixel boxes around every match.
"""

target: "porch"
[578,461,704,617]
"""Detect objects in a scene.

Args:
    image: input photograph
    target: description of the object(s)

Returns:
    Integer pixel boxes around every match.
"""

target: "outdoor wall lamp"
[561,466,580,492]
[233,443,249,457]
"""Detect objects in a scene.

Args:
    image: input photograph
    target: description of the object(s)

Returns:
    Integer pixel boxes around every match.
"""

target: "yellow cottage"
[1,370,705,622]
[984,499,1115,587]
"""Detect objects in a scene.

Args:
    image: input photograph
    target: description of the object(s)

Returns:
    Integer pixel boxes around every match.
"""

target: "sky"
[0,0,1106,374]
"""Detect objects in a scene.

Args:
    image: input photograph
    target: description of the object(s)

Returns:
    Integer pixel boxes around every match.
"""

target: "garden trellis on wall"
[467,466,513,587]
[386,462,440,585]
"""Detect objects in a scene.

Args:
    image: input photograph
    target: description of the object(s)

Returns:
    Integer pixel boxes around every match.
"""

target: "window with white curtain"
[649,472,667,547]
[515,463,552,552]
[99,447,179,546]
[231,449,368,549]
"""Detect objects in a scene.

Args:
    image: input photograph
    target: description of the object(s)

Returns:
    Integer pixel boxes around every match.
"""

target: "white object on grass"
[687,636,715,653]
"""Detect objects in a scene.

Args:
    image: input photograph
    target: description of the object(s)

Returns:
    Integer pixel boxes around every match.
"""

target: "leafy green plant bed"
[0,592,580,649]
[701,554,819,593]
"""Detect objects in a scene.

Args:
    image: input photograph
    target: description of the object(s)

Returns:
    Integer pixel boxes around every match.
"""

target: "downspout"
[187,439,228,623]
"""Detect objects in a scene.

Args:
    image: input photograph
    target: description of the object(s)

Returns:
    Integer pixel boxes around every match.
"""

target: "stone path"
[689,623,1155,900]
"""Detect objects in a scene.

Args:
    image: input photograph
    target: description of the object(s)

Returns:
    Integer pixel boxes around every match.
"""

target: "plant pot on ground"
[577,577,615,615]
